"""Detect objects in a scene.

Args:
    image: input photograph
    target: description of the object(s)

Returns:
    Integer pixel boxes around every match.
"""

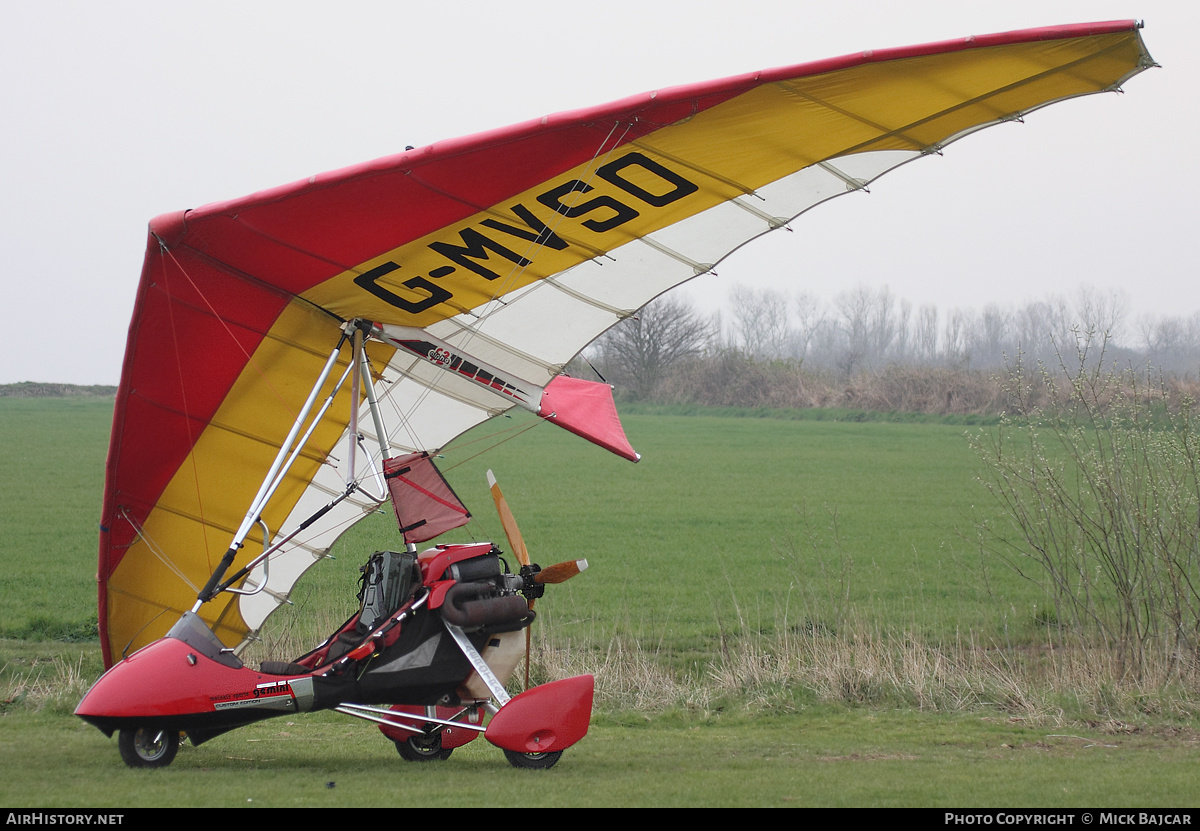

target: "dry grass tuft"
[528,621,1200,724]
[20,612,1200,726]
[1,654,92,714]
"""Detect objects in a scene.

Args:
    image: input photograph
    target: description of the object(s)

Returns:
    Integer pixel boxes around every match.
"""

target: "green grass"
[257,409,1032,681]
[0,398,1030,650]
[4,397,1199,807]
[0,398,110,640]
[434,411,1028,647]
[1,705,1196,808]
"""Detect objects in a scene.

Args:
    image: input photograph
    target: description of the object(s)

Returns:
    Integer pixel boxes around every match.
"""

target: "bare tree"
[1137,311,1200,373]
[728,285,792,359]
[866,285,900,362]
[969,303,1014,366]
[790,290,823,362]
[893,297,913,363]
[1073,285,1128,345]
[594,295,716,399]
[827,285,904,374]
[941,308,971,368]
[912,304,939,364]
[831,285,873,375]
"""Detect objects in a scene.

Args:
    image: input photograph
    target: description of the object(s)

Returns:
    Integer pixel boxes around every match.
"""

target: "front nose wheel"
[118,727,180,768]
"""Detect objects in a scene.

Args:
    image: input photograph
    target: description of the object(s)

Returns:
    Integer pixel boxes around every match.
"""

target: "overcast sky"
[2,1,1194,385]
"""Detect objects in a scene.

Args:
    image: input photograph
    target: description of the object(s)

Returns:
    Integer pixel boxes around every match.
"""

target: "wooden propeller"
[487,470,587,687]
[487,469,529,568]
[535,558,589,584]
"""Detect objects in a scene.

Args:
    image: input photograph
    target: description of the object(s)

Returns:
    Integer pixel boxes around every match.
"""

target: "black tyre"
[503,749,563,769]
[394,730,453,762]
[118,727,180,769]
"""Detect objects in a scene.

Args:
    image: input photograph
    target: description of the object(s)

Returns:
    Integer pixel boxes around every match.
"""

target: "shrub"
[971,334,1200,680]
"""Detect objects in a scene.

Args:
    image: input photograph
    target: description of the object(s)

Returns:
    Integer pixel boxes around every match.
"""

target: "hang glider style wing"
[98,21,1156,665]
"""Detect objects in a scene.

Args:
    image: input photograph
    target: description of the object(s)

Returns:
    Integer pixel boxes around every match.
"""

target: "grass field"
[246,403,1038,687]
[0,398,110,640]
[2,706,1198,809]
[2,396,1198,808]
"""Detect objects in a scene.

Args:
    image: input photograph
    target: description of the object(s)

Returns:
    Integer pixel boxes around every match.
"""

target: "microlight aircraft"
[76,21,1156,768]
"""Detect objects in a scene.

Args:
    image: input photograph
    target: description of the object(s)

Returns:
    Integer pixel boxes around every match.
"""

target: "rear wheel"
[394,730,453,762]
[503,749,563,769]
[118,727,180,768]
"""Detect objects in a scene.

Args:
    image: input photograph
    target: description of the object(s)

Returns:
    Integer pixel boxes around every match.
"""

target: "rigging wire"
[156,242,215,573]
[156,244,301,414]
[119,507,200,593]
[438,417,546,473]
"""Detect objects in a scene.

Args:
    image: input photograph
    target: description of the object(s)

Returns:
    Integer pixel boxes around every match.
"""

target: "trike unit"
[77,536,593,769]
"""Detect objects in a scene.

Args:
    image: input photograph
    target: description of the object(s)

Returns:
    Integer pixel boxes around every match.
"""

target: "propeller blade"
[486,473,589,690]
[487,469,529,568]
[536,559,589,584]
[487,469,534,688]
